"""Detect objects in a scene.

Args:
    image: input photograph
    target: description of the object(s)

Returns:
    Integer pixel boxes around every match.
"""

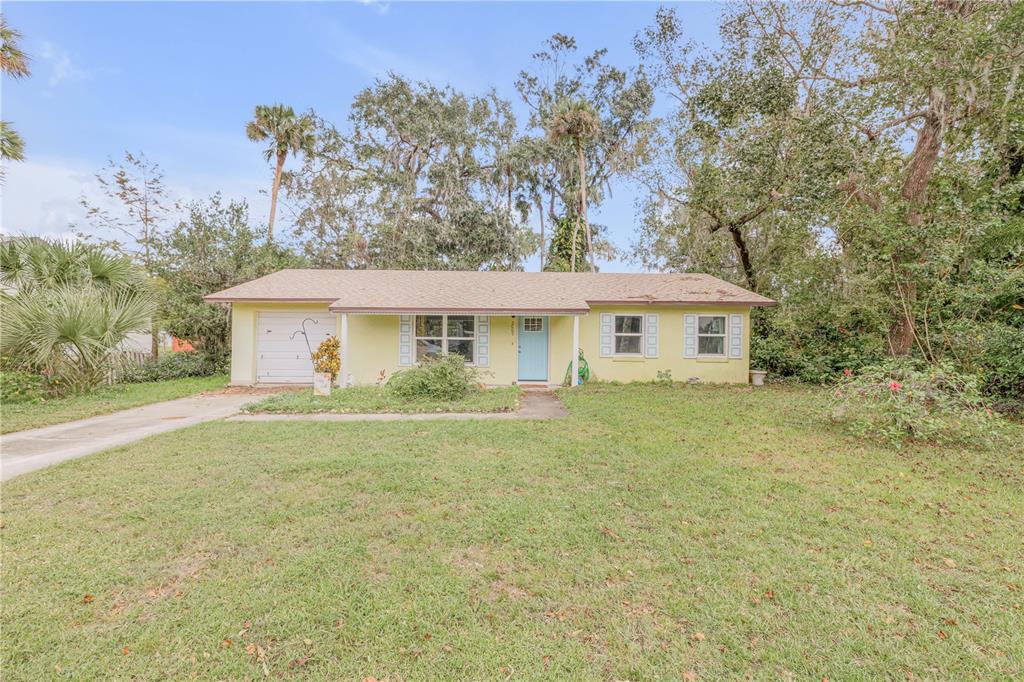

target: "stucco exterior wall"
[228,304,752,386]
[580,305,749,384]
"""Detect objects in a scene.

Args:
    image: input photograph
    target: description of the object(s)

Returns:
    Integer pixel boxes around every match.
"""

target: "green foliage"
[0,369,43,404]
[829,360,1003,448]
[121,351,222,384]
[386,354,481,401]
[0,238,156,394]
[153,195,305,366]
[285,76,533,270]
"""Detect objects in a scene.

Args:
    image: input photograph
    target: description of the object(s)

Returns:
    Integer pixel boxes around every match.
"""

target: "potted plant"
[311,336,340,396]
[749,369,767,386]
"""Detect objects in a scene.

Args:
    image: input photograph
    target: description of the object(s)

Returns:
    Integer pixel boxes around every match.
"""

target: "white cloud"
[358,0,391,16]
[39,41,90,88]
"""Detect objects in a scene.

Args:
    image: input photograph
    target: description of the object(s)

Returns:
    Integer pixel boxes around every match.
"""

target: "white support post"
[340,313,349,387]
[571,315,580,388]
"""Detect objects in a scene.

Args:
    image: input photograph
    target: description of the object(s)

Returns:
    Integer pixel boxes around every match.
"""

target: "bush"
[829,360,1003,448]
[386,354,480,401]
[0,370,44,404]
[312,337,341,382]
[122,351,222,383]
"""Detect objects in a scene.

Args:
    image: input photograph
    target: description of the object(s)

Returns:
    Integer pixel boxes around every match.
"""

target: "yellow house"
[204,270,775,387]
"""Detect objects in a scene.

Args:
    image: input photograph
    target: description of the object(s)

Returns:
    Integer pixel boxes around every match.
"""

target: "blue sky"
[2,1,724,270]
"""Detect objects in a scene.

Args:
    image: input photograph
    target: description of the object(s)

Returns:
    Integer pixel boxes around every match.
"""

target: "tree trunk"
[579,142,595,272]
[535,195,546,272]
[268,153,285,242]
[888,90,948,355]
[727,224,757,292]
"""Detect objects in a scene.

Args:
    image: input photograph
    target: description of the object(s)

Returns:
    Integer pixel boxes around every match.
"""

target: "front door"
[517,316,549,382]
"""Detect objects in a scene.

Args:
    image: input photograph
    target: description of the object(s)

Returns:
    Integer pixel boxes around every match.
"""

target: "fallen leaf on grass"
[221,639,232,648]
[82,594,95,604]
[691,632,705,642]
[764,590,775,600]
[289,657,309,669]
[937,630,948,639]
[122,646,130,655]
[942,558,957,568]
[601,527,624,542]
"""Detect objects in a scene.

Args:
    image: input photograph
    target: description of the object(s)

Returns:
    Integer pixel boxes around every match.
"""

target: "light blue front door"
[517,316,549,382]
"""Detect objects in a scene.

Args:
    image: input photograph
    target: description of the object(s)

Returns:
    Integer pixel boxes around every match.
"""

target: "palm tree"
[546,99,600,272]
[0,238,156,393]
[1,15,30,174]
[245,104,315,241]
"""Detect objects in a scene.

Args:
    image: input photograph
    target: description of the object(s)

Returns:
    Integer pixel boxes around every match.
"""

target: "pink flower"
[889,380,902,392]
[843,368,853,377]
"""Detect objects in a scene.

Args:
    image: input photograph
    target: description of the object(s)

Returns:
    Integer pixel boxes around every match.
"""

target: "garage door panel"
[256,312,336,384]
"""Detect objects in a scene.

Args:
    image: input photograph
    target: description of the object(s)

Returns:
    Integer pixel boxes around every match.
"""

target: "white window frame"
[697,314,727,357]
[414,314,476,364]
[613,314,644,356]
[523,316,544,333]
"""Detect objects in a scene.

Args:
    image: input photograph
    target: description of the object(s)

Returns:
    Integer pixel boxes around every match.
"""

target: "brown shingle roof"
[204,269,776,311]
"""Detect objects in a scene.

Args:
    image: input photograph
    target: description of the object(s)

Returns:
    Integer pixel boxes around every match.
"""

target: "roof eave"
[328,305,589,315]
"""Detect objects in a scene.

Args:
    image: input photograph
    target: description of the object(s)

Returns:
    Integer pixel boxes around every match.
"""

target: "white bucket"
[749,370,767,387]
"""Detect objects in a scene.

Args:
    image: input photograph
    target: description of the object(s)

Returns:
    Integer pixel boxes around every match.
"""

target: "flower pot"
[749,370,767,387]
[313,372,333,396]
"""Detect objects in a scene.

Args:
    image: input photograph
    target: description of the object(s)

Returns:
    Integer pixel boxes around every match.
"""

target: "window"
[614,315,643,355]
[523,317,544,332]
[415,315,475,363]
[697,315,726,356]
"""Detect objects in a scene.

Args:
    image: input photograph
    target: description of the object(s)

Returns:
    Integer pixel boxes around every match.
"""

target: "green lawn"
[243,384,520,414]
[2,384,1021,679]
[0,375,228,434]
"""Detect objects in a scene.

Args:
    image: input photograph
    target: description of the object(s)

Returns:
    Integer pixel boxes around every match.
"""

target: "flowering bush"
[312,336,341,382]
[829,360,1003,448]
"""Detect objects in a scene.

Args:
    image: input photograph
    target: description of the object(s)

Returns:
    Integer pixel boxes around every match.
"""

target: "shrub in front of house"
[386,354,480,401]
[122,351,222,383]
[829,360,1003,448]
[0,370,44,404]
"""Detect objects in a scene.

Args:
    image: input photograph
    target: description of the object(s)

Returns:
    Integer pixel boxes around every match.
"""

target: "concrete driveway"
[1,393,259,481]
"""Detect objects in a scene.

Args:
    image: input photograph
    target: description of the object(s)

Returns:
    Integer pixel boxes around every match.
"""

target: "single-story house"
[204,269,775,387]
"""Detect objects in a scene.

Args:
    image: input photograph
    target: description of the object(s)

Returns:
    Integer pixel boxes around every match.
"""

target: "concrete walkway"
[227,389,569,423]
[1,394,259,481]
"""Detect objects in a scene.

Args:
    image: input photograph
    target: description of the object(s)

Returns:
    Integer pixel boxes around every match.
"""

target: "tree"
[516,33,654,271]
[546,99,601,272]
[0,14,30,176]
[245,104,315,241]
[78,152,171,356]
[633,2,1024,409]
[284,76,534,270]
[0,238,156,393]
[633,6,850,294]
[153,195,306,366]
[733,0,1024,355]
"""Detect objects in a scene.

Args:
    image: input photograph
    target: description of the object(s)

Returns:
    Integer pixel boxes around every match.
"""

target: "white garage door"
[256,312,336,384]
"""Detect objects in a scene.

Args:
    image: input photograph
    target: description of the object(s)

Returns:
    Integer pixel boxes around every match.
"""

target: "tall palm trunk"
[578,140,595,272]
[535,195,546,271]
[268,152,286,242]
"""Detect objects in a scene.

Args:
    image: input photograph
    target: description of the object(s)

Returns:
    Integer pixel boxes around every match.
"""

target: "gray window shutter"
[399,315,413,366]
[476,315,489,367]
[599,313,613,357]
[683,314,697,358]
[644,313,659,358]
[729,313,743,359]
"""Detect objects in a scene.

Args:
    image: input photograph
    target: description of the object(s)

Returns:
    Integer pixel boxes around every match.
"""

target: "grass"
[242,384,521,414]
[1,383,1021,680]
[1,375,228,434]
